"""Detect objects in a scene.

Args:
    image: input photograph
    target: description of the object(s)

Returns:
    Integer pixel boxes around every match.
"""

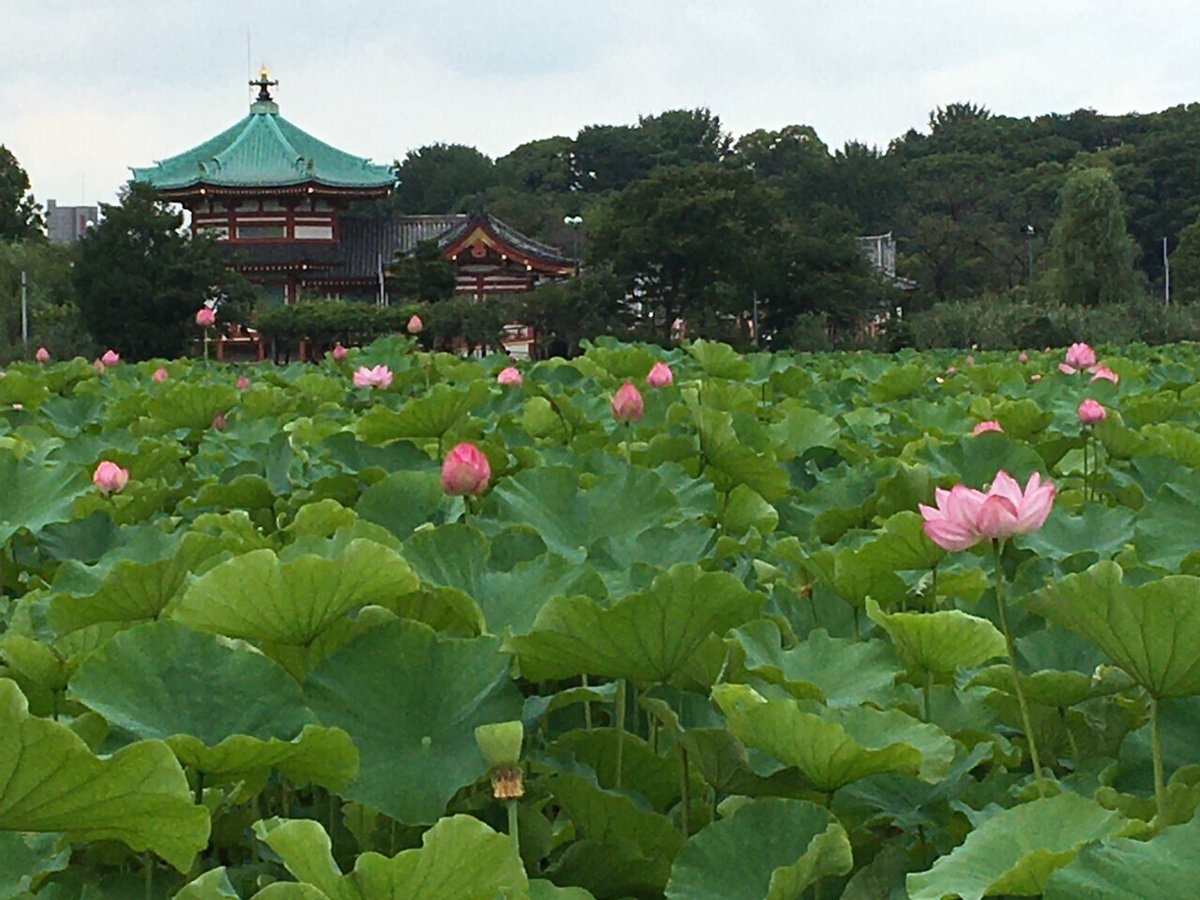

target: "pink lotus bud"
[212,413,227,431]
[331,342,348,362]
[1090,366,1119,385]
[407,315,423,334]
[441,442,491,496]
[1018,352,1029,364]
[195,307,217,327]
[946,366,957,376]
[152,367,169,383]
[497,366,523,386]
[35,347,50,364]
[1078,398,1107,425]
[646,362,674,388]
[93,460,130,495]
[611,382,644,423]
[972,420,1003,436]
[236,376,251,390]
[100,350,120,368]
[353,364,393,389]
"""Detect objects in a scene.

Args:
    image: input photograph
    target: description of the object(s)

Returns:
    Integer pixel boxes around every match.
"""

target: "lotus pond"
[2,337,1200,899]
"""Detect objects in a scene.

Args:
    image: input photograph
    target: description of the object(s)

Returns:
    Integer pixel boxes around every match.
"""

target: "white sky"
[2,0,1196,207]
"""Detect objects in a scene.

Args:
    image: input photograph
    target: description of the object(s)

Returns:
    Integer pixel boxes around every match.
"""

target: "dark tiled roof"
[220,242,344,269]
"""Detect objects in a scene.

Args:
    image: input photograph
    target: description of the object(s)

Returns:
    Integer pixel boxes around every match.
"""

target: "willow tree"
[1049,167,1139,305]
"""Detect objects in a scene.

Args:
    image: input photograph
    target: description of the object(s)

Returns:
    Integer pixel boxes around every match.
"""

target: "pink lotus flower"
[35,347,50,364]
[332,342,348,362]
[496,366,522,386]
[611,382,644,423]
[353,365,393,389]
[100,350,120,368]
[920,471,1055,551]
[407,315,423,334]
[442,442,491,496]
[973,420,1004,436]
[1078,398,1107,425]
[212,413,227,431]
[1090,366,1119,384]
[1059,342,1096,374]
[1018,352,1029,364]
[946,366,957,376]
[152,367,169,384]
[92,461,130,495]
[236,376,251,390]
[646,362,674,388]
[195,307,217,328]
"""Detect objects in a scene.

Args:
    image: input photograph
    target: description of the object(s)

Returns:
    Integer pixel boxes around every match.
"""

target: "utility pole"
[20,270,28,346]
[1164,237,1171,307]
[1024,225,1036,283]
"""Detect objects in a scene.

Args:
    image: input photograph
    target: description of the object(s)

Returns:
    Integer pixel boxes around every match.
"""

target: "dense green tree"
[638,108,732,168]
[1049,167,1140,306]
[392,144,497,213]
[572,124,655,194]
[516,271,631,358]
[1171,217,1200,305]
[586,164,777,340]
[0,146,43,242]
[387,239,458,303]
[74,182,235,359]
[496,137,575,193]
[0,239,86,360]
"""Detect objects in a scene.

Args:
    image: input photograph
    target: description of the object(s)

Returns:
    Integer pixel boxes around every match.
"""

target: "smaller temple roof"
[131,72,394,193]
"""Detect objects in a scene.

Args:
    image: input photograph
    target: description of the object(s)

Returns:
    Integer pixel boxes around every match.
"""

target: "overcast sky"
[3,0,1196,208]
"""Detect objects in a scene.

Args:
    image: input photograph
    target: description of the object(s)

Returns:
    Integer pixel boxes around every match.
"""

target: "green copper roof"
[131,98,394,192]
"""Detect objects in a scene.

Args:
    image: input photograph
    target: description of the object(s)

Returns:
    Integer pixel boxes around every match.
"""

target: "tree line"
[4,99,1200,359]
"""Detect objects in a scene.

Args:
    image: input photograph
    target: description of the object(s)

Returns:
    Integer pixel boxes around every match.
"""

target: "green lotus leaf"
[693,407,790,501]
[172,539,419,677]
[907,434,1046,491]
[489,465,681,563]
[1018,503,1135,564]
[713,683,955,791]
[805,546,908,609]
[552,728,689,812]
[1027,561,1200,697]
[145,381,238,432]
[665,798,853,900]
[729,620,901,706]
[768,405,842,460]
[0,832,70,900]
[182,473,276,515]
[254,814,527,900]
[720,485,779,535]
[1133,482,1200,570]
[175,867,241,900]
[0,450,92,546]
[866,598,1006,675]
[687,339,752,379]
[68,621,357,788]
[305,620,522,824]
[907,793,1127,900]
[506,564,764,682]
[354,382,491,445]
[862,510,946,571]
[356,470,449,541]
[0,678,210,871]
[529,881,595,900]
[1043,813,1200,899]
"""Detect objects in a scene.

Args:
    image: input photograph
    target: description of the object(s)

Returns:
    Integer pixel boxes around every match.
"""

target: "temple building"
[131,72,574,309]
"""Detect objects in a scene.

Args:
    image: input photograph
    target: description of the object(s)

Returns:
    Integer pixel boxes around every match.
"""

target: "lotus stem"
[581,674,592,730]
[992,541,1047,798]
[1083,434,1090,501]
[923,671,934,723]
[680,746,691,836]
[614,679,627,789]
[507,798,521,860]
[1150,693,1166,824]
[195,769,205,806]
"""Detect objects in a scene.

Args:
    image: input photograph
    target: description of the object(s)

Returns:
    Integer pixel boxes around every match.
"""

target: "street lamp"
[563,216,583,276]
[1023,225,1035,284]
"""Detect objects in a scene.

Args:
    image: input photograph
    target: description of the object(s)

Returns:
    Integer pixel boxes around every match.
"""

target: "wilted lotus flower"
[646,362,674,388]
[973,420,1003,435]
[442,442,491,496]
[407,315,423,334]
[1078,398,1107,425]
[1090,366,1119,384]
[1059,342,1097,374]
[331,342,348,362]
[965,355,976,367]
[152,367,169,383]
[195,307,217,327]
[236,376,251,390]
[353,365,393,389]
[496,366,522,386]
[100,350,120,368]
[35,346,50,364]
[1031,373,1042,382]
[92,460,130,495]
[611,382,644,423]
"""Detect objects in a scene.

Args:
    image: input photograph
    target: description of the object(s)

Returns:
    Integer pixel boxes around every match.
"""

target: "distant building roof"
[130,74,393,193]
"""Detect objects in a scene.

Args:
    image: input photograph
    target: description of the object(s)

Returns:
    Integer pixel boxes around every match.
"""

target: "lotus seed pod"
[475,720,524,768]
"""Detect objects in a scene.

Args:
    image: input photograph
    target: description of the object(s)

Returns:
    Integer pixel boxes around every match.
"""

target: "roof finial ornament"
[250,66,278,102]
